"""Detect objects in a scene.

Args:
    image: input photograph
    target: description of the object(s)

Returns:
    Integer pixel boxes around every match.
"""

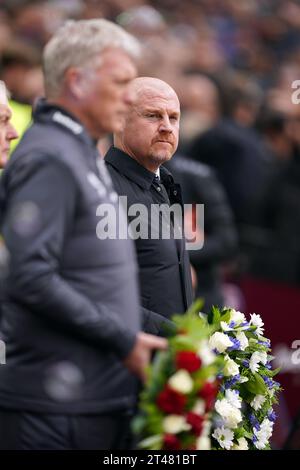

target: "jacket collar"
[32,98,98,149]
[105,146,175,190]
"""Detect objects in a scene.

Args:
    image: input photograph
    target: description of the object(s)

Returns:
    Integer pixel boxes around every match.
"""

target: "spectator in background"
[0,80,18,323]
[0,41,44,151]
[243,106,300,285]
[0,80,18,167]
[0,19,166,450]
[166,155,238,312]
[187,74,274,227]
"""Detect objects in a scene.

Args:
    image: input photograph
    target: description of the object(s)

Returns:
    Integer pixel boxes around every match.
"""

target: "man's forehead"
[100,48,136,70]
[135,89,180,110]
[0,89,9,106]
[0,103,12,119]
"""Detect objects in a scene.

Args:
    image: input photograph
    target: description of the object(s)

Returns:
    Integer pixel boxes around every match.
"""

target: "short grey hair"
[43,19,141,98]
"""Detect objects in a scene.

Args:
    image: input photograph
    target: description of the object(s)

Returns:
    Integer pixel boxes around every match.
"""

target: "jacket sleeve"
[2,155,136,359]
[141,306,176,337]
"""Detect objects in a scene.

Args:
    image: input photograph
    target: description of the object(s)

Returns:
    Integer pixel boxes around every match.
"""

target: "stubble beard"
[148,149,173,166]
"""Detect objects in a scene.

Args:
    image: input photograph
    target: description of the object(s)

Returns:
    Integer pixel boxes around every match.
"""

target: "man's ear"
[64,67,88,99]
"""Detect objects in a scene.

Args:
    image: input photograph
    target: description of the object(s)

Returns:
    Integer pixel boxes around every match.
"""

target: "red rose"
[157,386,186,414]
[198,382,218,412]
[186,412,204,436]
[175,351,202,373]
[199,381,218,400]
[163,434,181,450]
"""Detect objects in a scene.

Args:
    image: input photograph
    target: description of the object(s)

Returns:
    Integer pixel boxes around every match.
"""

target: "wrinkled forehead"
[0,102,12,120]
[135,86,180,111]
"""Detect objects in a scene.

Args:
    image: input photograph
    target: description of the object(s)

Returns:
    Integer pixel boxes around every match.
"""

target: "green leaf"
[243,430,254,440]
[234,427,246,439]
[185,298,205,317]
[208,305,221,325]
[245,373,266,395]
[268,367,281,378]
[131,414,146,435]
[220,309,232,324]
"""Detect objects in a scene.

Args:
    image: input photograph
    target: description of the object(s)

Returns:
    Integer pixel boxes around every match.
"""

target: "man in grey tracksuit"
[0,19,166,450]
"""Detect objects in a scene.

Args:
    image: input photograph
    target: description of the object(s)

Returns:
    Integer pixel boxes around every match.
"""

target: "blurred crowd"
[1,0,300,296]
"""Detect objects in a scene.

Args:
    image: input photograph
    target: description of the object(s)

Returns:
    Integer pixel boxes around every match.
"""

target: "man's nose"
[159,117,173,133]
[7,123,18,141]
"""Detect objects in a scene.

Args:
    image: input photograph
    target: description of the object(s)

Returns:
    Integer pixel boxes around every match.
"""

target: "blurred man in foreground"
[0,20,166,450]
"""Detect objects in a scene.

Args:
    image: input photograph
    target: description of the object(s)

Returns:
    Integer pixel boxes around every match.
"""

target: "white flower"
[256,351,268,365]
[192,399,205,415]
[215,399,243,429]
[168,369,193,394]
[251,394,266,411]
[224,357,240,377]
[250,313,265,336]
[196,435,211,450]
[215,398,230,418]
[249,351,267,373]
[229,309,246,325]
[254,437,268,450]
[202,419,212,437]
[253,418,273,449]
[253,428,269,450]
[163,415,191,434]
[239,376,249,383]
[209,332,233,353]
[232,437,249,450]
[236,331,249,351]
[249,357,260,374]
[197,340,216,366]
[212,426,234,450]
[223,406,242,429]
[225,389,242,409]
[260,418,273,437]
[221,321,231,332]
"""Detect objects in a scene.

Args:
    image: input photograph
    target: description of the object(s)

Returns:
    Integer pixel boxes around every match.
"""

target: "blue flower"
[249,413,260,431]
[229,321,236,329]
[262,376,273,388]
[265,363,272,370]
[272,380,280,388]
[242,360,249,367]
[268,410,277,422]
[228,337,241,351]
[225,375,240,389]
[258,340,271,347]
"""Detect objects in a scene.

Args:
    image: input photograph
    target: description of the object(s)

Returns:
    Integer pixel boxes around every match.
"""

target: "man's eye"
[170,116,178,121]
